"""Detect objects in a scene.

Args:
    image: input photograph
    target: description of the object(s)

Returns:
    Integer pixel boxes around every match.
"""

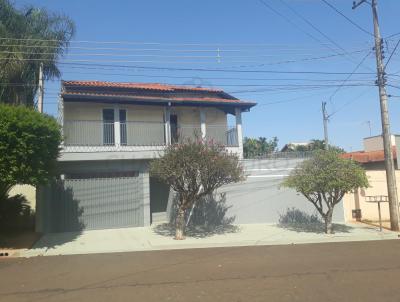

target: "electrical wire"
[320,0,374,37]
[384,39,400,70]
[328,87,372,117]
[327,51,372,107]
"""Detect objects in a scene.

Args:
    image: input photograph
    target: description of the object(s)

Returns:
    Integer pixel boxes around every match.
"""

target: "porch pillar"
[200,108,206,140]
[164,106,171,145]
[235,108,243,159]
[114,107,121,146]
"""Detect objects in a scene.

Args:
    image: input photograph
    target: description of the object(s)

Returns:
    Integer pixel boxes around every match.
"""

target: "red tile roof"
[62,80,224,92]
[341,147,397,163]
[61,80,257,108]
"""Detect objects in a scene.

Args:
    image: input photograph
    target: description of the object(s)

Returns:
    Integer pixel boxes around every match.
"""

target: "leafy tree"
[243,136,278,158]
[282,150,368,234]
[287,139,345,153]
[0,104,61,204]
[150,139,245,240]
[0,0,74,106]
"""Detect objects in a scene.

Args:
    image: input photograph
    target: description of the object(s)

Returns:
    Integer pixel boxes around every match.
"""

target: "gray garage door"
[39,175,144,233]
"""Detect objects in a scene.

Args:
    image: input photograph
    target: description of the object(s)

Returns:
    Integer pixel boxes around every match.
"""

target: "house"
[342,135,400,223]
[35,80,256,233]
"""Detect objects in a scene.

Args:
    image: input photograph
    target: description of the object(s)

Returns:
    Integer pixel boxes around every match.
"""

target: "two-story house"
[35,80,256,233]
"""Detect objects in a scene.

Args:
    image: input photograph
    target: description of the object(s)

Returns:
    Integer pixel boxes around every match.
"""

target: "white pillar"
[235,108,243,159]
[200,108,206,140]
[164,106,171,145]
[114,107,121,146]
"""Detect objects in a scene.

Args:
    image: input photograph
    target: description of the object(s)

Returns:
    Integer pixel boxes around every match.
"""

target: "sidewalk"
[20,222,398,257]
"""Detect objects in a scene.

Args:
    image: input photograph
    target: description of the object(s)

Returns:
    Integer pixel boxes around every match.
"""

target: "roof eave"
[62,93,257,111]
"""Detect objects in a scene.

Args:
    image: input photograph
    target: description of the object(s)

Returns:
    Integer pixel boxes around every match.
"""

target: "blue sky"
[16,0,400,151]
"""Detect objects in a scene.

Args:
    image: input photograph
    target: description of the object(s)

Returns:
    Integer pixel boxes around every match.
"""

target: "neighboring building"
[342,135,400,222]
[36,81,256,233]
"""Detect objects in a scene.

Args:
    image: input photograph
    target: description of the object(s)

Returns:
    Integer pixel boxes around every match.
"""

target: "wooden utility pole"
[38,62,44,113]
[322,101,329,150]
[353,0,399,230]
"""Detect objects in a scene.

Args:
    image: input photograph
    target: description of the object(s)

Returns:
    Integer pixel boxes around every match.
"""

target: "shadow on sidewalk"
[153,223,240,239]
[277,207,354,234]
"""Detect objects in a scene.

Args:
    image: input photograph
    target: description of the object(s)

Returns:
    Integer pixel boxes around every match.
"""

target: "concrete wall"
[163,158,345,225]
[363,135,397,152]
[218,159,344,224]
[64,102,227,125]
[9,185,36,209]
[343,170,400,222]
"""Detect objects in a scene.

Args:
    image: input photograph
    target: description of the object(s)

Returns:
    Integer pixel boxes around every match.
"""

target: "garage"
[37,172,145,233]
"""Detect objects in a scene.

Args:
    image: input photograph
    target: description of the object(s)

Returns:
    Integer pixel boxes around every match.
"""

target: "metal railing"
[206,125,238,146]
[63,121,239,148]
[175,124,238,147]
[63,120,166,146]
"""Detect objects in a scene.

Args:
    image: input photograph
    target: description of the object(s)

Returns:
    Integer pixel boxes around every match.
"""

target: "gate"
[38,175,144,233]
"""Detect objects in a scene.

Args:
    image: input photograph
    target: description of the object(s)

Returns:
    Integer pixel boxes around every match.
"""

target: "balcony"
[61,120,239,158]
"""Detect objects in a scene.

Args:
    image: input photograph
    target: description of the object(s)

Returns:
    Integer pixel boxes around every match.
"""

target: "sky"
[15,0,400,151]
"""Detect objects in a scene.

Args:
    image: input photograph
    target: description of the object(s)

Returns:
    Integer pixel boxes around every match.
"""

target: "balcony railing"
[62,120,238,148]
[64,120,165,146]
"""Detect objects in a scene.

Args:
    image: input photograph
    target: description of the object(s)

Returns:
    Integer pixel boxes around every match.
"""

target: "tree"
[243,136,278,158]
[286,139,345,153]
[0,0,75,106]
[150,139,245,239]
[281,150,368,234]
[0,104,61,204]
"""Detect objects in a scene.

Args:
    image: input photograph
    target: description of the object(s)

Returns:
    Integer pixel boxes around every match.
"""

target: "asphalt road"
[1,240,400,302]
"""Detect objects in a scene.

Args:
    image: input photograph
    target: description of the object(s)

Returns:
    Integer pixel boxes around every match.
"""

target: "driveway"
[20,222,398,257]
[2,240,400,302]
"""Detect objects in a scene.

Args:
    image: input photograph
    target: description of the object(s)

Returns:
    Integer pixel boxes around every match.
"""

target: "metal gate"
[39,175,144,233]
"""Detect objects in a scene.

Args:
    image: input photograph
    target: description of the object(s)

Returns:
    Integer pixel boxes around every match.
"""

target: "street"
[1,240,400,302]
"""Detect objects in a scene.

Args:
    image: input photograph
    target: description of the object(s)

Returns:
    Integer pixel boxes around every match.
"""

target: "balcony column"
[114,107,121,146]
[164,106,171,145]
[235,108,243,159]
[200,108,206,141]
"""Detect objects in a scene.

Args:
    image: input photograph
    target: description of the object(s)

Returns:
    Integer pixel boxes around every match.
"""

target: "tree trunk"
[175,206,186,240]
[325,210,334,234]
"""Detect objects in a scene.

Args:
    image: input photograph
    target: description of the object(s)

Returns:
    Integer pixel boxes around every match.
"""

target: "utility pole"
[322,101,329,150]
[353,0,399,231]
[366,120,372,136]
[38,62,44,113]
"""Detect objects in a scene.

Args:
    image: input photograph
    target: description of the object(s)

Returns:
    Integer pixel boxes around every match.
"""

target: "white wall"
[363,135,396,152]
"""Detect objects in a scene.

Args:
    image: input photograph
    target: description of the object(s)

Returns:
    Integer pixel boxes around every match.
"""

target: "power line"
[384,39,400,70]
[3,59,380,75]
[320,0,374,36]
[0,43,370,53]
[328,87,372,117]
[58,69,376,82]
[0,36,371,47]
[257,0,347,57]
[279,0,352,55]
[327,51,372,105]
[0,48,369,59]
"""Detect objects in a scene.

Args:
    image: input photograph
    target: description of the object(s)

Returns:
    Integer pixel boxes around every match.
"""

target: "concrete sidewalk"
[20,222,398,257]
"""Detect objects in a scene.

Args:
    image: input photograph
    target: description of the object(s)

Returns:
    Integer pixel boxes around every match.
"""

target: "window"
[102,109,115,145]
[120,109,127,145]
